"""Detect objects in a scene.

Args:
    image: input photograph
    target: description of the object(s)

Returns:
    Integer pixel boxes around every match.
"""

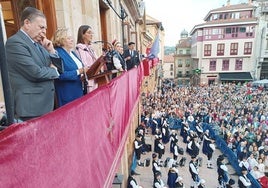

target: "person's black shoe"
[138,162,144,166]
[132,171,140,175]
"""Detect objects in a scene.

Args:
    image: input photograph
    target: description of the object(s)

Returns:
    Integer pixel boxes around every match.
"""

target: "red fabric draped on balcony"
[0,65,144,188]
[142,58,151,76]
[142,57,159,76]
[152,57,159,67]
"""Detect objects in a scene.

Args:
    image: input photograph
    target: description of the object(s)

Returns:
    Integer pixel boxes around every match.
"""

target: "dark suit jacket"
[6,30,59,118]
[123,49,140,70]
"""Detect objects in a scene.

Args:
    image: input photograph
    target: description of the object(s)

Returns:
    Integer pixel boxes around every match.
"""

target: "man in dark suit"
[123,42,140,70]
[5,7,60,121]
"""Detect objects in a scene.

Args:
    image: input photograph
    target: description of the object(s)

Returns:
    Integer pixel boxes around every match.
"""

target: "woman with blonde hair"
[52,28,88,107]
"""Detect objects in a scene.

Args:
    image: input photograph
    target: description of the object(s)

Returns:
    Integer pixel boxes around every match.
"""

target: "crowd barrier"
[203,123,262,188]
[168,117,182,130]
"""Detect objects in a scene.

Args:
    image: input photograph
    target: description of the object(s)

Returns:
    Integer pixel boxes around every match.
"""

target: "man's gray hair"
[20,7,45,26]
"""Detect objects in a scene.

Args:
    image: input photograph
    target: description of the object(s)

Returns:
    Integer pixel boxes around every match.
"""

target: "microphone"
[76,46,88,52]
[93,41,113,50]
[93,40,115,59]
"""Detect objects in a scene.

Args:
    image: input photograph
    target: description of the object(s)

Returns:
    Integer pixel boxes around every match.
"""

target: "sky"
[145,0,248,46]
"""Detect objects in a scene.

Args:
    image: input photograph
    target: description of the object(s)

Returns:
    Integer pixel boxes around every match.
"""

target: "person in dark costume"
[155,128,162,140]
[187,134,200,157]
[202,129,215,169]
[153,171,166,188]
[152,153,161,179]
[134,134,144,166]
[173,140,182,165]
[189,155,200,188]
[123,41,140,70]
[238,166,252,188]
[170,130,179,153]
[180,122,190,143]
[151,118,159,135]
[217,155,230,188]
[167,166,179,188]
[111,39,127,72]
[136,127,147,153]
[127,171,143,188]
[161,120,170,144]
[154,135,165,161]
[195,122,204,140]
[187,130,197,143]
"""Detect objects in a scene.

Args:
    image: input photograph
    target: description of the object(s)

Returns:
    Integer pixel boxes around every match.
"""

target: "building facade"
[143,14,164,93]
[0,0,151,58]
[190,1,258,85]
[174,29,192,85]
[254,0,268,80]
[162,54,174,79]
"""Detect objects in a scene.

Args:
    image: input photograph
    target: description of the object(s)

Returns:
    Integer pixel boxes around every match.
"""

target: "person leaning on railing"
[52,28,89,107]
[111,39,127,77]
[76,25,98,93]
[5,7,60,121]
[123,42,140,71]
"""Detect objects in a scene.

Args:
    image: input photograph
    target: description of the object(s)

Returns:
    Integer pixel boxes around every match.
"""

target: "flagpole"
[0,4,14,126]
[147,30,160,59]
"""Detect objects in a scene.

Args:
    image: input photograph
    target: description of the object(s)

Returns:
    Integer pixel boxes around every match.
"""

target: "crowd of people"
[5,6,141,122]
[128,79,268,187]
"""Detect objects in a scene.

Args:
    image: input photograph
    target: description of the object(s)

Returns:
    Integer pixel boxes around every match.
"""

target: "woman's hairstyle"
[20,7,45,27]
[52,28,69,47]
[77,25,92,44]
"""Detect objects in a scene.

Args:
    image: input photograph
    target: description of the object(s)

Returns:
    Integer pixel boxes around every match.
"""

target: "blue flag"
[148,32,160,59]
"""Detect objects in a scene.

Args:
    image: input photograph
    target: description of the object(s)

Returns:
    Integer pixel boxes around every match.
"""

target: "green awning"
[219,72,253,81]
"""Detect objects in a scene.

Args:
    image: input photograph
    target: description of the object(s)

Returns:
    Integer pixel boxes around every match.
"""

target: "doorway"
[208,78,215,85]
[0,0,56,39]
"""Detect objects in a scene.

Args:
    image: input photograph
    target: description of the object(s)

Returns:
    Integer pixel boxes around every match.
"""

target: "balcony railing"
[0,65,145,188]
